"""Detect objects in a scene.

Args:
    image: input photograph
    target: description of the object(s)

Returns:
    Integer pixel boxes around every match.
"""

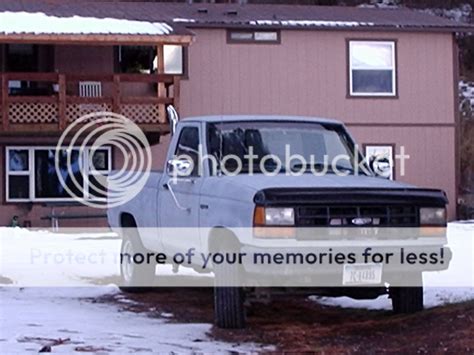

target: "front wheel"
[214,261,246,329]
[119,228,156,293]
[390,273,424,313]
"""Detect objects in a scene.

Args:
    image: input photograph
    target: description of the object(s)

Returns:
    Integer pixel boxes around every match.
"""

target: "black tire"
[212,230,246,329]
[119,228,156,293]
[390,273,424,313]
[391,287,423,313]
[214,262,246,329]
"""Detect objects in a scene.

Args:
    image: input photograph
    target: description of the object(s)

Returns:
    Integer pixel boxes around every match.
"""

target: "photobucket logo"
[55,112,151,209]
[169,144,410,182]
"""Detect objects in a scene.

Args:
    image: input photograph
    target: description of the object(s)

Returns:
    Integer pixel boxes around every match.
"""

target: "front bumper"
[238,244,451,287]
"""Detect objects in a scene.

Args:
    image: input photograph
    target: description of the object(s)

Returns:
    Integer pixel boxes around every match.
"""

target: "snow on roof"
[0,11,174,36]
[248,20,375,27]
[173,18,197,23]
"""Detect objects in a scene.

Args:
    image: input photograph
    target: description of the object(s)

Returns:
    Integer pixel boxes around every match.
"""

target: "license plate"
[342,263,383,285]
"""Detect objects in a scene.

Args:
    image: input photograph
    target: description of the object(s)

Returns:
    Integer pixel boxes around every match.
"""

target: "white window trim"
[349,40,397,97]
[5,146,112,202]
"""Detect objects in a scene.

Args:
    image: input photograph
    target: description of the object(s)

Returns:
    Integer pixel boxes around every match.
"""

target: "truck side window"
[174,127,200,176]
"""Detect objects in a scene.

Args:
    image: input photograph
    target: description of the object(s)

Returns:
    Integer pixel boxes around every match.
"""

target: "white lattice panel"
[9,103,58,123]
[120,104,161,123]
[66,103,112,122]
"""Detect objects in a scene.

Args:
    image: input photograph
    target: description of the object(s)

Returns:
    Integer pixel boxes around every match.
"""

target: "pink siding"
[55,45,114,74]
[180,29,455,125]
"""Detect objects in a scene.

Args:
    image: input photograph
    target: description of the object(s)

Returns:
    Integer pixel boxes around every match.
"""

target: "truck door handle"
[163,181,191,212]
[200,204,209,210]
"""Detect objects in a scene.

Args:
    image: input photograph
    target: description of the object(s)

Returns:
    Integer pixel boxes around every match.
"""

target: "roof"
[185,115,344,126]
[0,11,173,36]
[0,1,472,34]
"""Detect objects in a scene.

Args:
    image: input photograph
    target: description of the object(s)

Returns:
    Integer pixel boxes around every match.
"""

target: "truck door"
[158,123,204,258]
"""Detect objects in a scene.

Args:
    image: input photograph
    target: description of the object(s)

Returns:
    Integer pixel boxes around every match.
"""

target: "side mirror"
[167,158,193,177]
[167,105,179,135]
[369,156,392,180]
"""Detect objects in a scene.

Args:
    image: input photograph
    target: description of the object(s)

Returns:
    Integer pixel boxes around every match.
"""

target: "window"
[174,127,200,176]
[227,30,280,44]
[118,45,186,75]
[349,40,396,96]
[5,147,111,202]
[7,44,37,72]
[364,144,395,180]
[163,45,184,75]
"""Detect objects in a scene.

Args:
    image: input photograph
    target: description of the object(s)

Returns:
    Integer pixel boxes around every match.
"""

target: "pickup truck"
[108,115,450,329]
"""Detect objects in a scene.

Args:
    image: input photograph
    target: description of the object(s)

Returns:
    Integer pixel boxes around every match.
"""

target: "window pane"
[8,149,29,171]
[352,70,393,94]
[175,127,199,175]
[254,32,278,42]
[7,44,36,72]
[89,174,107,199]
[8,175,29,199]
[90,149,109,171]
[164,45,183,75]
[119,46,154,74]
[230,32,253,41]
[351,42,393,69]
[34,149,84,199]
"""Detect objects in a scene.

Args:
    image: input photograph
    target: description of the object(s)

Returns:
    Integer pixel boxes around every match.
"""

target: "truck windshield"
[207,121,368,176]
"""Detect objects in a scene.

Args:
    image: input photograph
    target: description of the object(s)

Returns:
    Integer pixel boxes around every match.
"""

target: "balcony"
[0,72,180,134]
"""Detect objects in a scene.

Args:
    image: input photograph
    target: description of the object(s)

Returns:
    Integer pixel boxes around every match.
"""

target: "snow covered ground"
[0,287,263,353]
[0,223,472,353]
[0,229,260,353]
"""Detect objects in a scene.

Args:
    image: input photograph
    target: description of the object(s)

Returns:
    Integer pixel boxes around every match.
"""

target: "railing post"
[1,74,9,131]
[58,74,66,130]
[113,74,121,114]
[157,44,166,124]
[173,75,180,114]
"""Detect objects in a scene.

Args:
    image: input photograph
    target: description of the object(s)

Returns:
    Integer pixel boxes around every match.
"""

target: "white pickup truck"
[108,115,450,329]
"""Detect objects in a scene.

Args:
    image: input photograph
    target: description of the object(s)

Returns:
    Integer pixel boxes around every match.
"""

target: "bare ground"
[95,288,474,353]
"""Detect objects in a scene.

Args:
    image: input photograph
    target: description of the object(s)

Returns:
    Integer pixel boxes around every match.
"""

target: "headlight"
[254,207,295,226]
[419,207,446,226]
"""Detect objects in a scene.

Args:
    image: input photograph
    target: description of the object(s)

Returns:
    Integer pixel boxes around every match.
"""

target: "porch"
[0,71,180,133]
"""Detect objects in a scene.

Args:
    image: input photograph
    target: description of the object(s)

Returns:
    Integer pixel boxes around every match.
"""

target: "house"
[0,1,471,227]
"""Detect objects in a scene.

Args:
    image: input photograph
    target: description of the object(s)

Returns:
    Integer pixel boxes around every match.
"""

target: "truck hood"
[202,174,419,203]
[218,173,414,191]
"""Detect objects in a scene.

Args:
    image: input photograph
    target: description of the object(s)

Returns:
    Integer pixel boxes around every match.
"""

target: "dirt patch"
[0,275,14,284]
[96,288,474,353]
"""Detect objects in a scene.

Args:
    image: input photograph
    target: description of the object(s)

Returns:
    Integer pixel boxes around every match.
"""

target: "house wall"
[0,28,459,226]
[172,28,456,218]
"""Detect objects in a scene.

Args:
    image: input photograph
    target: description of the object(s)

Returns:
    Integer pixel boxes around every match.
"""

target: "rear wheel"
[119,228,156,293]
[390,273,423,313]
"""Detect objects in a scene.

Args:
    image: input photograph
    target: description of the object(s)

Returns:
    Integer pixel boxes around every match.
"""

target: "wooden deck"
[0,72,179,134]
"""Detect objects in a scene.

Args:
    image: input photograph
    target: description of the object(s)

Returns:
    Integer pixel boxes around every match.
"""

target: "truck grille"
[296,205,419,227]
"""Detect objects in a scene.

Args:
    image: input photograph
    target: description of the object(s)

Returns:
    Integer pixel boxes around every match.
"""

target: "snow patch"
[460,80,474,112]
[0,11,174,35]
[173,18,197,23]
[421,4,472,24]
[248,20,374,27]
[0,287,262,353]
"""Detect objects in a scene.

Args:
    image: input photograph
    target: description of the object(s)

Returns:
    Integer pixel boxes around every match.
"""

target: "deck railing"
[0,72,180,132]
